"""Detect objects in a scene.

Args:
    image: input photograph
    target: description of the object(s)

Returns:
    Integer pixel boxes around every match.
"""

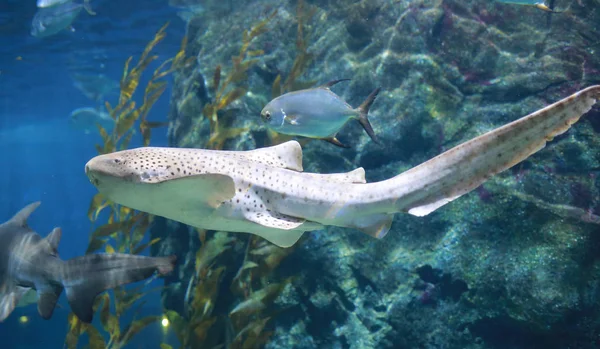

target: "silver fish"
[261,79,381,147]
[70,106,114,134]
[36,0,71,8]
[71,73,119,103]
[0,202,175,322]
[85,86,600,248]
[31,0,95,38]
[494,0,556,12]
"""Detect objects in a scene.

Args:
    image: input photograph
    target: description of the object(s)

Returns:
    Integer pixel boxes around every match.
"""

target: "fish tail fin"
[61,253,175,323]
[356,87,381,145]
[83,0,96,15]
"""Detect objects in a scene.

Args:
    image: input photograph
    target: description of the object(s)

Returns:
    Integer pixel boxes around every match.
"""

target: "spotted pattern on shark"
[86,85,600,247]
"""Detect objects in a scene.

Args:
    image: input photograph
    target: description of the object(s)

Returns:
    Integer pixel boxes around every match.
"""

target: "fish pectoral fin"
[0,286,31,322]
[283,114,299,125]
[243,210,307,248]
[324,136,350,148]
[158,173,236,209]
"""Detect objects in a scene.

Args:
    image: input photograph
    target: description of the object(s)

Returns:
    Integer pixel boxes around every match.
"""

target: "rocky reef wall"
[152,0,600,348]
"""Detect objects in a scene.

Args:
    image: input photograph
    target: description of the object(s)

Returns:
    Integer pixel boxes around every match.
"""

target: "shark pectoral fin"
[242,140,304,171]
[244,211,307,247]
[36,284,63,319]
[353,213,394,239]
[163,173,236,209]
[0,286,30,322]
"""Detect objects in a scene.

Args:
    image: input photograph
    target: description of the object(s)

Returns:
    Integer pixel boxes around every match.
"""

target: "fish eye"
[264,111,271,120]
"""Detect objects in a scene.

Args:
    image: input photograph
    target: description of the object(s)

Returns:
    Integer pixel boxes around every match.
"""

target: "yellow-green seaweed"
[65,22,191,349]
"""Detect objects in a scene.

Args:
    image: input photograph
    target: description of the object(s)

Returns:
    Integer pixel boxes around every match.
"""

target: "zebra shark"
[0,202,175,323]
[85,86,600,248]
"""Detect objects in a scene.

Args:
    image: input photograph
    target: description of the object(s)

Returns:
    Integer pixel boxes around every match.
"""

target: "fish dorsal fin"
[241,141,303,171]
[8,202,41,228]
[305,167,366,184]
[44,228,62,256]
[243,210,306,247]
[319,79,351,89]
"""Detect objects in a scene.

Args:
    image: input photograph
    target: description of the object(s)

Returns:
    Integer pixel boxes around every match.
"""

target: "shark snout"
[85,160,100,187]
[85,154,142,185]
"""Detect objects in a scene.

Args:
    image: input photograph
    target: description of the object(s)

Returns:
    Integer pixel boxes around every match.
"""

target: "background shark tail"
[59,253,175,323]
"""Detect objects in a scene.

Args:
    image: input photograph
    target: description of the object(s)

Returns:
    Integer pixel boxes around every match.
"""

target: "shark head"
[86,148,175,214]
[85,147,188,202]
[85,147,236,220]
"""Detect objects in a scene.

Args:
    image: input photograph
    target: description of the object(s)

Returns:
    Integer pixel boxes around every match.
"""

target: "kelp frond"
[100,22,192,152]
[183,10,277,150]
[268,0,317,145]
[67,22,191,349]
[271,0,317,98]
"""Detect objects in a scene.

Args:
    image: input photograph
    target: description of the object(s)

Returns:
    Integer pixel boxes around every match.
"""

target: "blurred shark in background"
[0,202,175,323]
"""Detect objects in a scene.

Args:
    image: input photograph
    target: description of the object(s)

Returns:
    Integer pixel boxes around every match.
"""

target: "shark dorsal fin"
[44,228,62,256]
[9,202,41,228]
[304,167,366,184]
[240,141,303,171]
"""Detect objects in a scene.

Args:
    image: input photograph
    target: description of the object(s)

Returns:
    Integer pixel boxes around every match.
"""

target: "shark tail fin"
[62,253,176,323]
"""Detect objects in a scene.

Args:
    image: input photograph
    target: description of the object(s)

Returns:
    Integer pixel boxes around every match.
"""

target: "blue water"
[0,0,184,347]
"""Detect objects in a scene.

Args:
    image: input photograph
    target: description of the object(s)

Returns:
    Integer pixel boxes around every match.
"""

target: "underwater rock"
[155,0,600,348]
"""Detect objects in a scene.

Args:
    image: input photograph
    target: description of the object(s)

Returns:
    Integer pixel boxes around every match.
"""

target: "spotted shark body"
[0,202,175,323]
[86,86,600,248]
